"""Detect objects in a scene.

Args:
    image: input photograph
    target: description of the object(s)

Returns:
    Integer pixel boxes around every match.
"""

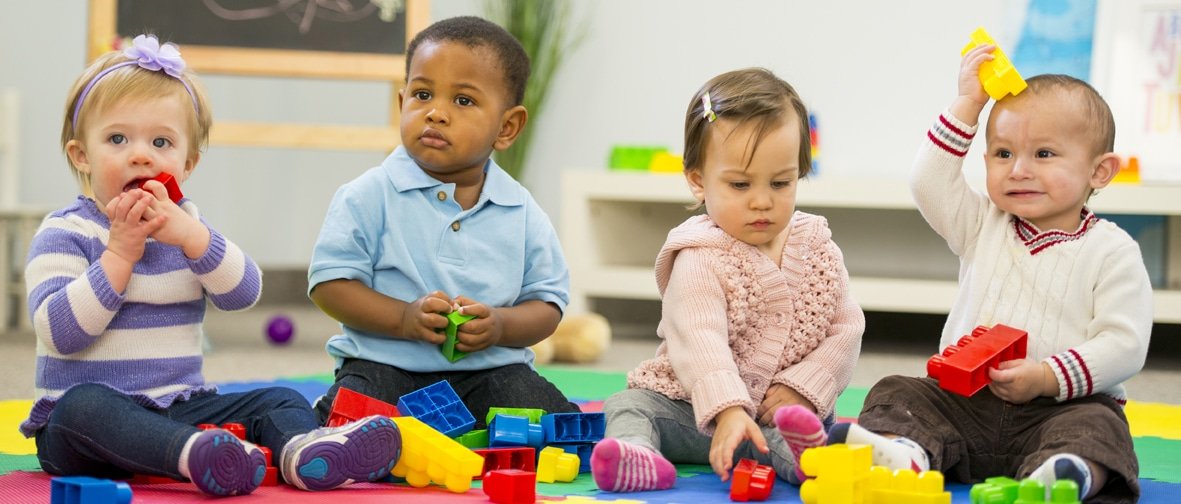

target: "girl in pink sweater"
[591,68,865,492]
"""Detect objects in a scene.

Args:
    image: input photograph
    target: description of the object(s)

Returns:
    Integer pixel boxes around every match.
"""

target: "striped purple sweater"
[20,196,261,436]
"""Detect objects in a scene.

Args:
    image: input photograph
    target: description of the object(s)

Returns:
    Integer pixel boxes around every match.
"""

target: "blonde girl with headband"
[591,68,864,492]
[23,34,400,496]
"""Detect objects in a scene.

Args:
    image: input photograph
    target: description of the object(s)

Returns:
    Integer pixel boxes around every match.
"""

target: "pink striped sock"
[774,405,827,484]
[591,438,677,492]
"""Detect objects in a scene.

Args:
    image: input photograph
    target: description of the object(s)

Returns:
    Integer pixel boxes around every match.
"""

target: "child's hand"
[756,384,815,426]
[103,189,164,266]
[450,295,504,352]
[400,291,452,344]
[709,406,768,481]
[959,43,994,108]
[139,179,210,258]
[989,359,1053,404]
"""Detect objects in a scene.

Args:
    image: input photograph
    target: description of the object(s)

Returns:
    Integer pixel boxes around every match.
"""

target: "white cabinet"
[560,170,1181,324]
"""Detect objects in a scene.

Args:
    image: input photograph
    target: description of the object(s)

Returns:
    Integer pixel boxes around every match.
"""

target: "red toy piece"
[326,386,401,427]
[483,469,536,504]
[473,447,536,480]
[137,173,184,204]
[731,458,775,501]
[927,324,1028,397]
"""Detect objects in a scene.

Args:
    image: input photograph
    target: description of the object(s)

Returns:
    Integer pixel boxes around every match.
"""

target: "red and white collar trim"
[1012,209,1098,255]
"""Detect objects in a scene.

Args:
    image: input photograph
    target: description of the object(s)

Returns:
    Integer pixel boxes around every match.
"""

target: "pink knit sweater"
[627,212,864,432]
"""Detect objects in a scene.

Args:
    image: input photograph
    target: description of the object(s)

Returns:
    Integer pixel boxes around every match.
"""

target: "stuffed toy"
[531,312,611,364]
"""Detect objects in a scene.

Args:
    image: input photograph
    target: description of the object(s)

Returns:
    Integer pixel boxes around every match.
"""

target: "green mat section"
[1134,437,1181,483]
[0,454,40,475]
[537,366,628,400]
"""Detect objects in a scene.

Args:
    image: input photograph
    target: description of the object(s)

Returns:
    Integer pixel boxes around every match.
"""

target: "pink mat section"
[0,471,567,503]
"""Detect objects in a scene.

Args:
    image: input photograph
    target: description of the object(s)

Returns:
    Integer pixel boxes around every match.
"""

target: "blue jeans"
[35,383,319,480]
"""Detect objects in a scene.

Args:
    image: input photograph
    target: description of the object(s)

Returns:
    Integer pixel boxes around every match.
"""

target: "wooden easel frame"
[86,0,429,151]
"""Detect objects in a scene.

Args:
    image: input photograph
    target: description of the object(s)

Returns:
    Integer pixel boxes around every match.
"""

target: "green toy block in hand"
[440,311,478,362]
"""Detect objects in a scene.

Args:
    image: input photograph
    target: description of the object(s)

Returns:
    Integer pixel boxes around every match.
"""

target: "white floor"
[3,304,1180,405]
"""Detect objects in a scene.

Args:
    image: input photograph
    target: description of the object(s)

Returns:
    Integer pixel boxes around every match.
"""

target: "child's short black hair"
[405,16,531,106]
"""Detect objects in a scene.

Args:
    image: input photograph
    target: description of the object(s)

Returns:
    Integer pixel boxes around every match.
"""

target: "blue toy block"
[51,476,132,504]
[550,442,595,473]
[541,412,606,443]
[397,380,476,437]
[489,414,544,447]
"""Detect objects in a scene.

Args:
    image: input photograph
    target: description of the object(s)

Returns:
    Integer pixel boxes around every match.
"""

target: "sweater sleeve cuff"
[775,361,839,419]
[1044,350,1094,401]
[690,369,756,434]
[927,109,979,158]
[188,227,226,274]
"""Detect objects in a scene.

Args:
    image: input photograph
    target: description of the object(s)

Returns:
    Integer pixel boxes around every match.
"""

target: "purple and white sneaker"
[282,415,401,491]
[187,428,267,496]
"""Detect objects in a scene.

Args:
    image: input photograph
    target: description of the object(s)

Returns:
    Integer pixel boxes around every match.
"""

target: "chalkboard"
[88,0,430,81]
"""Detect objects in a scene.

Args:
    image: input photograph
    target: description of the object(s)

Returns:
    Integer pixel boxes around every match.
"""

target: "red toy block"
[731,458,776,501]
[137,173,183,204]
[483,469,536,504]
[473,447,536,480]
[326,386,401,427]
[927,324,1028,397]
[258,446,279,486]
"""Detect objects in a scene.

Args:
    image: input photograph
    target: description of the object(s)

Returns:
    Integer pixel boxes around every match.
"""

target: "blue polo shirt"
[308,146,570,372]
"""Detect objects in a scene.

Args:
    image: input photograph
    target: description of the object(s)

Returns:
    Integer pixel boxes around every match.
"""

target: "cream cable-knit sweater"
[916,111,1152,402]
[627,213,864,432]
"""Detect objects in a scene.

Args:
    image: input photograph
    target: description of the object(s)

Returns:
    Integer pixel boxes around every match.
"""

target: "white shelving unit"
[561,170,1181,324]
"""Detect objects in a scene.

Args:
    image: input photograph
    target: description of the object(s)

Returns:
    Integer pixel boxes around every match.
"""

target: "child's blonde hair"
[682,68,812,177]
[60,40,212,196]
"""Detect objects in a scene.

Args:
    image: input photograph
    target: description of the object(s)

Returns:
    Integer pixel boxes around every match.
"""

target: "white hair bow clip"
[702,92,717,123]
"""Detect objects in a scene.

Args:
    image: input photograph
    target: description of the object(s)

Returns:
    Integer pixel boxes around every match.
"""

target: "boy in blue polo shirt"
[307,16,581,426]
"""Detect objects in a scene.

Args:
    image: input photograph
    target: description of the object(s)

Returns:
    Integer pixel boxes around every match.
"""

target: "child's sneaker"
[281,415,401,491]
[187,429,267,496]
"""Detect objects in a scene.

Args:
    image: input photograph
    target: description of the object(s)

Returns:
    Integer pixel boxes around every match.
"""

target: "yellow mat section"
[0,400,36,455]
[1126,400,1181,440]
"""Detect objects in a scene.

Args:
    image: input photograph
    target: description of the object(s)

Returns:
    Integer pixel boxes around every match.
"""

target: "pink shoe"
[590,438,676,492]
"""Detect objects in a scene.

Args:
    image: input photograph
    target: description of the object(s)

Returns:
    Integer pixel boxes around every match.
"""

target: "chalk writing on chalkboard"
[115,0,408,55]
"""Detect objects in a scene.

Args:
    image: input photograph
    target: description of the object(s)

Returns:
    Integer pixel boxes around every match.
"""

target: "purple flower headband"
[71,34,198,130]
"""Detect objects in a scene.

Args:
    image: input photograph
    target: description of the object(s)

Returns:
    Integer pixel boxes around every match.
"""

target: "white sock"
[1029,453,1092,498]
[827,423,930,472]
[176,432,201,480]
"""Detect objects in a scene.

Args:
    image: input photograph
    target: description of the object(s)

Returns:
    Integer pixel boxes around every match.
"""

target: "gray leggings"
[603,388,822,482]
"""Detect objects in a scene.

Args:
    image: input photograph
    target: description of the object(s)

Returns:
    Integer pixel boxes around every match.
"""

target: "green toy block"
[971,477,1019,503]
[970,476,1079,504]
[440,311,477,362]
[454,429,488,448]
[486,407,546,425]
[608,145,668,171]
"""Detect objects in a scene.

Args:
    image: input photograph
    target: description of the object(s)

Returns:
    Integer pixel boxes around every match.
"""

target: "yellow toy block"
[536,446,580,483]
[799,444,874,504]
[648,151,683,173]
[962,27,1027,101]
[390,416,485,493]
[866,466,951,504]
[1112,156,1141,184]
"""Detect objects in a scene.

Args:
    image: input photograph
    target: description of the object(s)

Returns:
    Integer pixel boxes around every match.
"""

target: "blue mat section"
[217,379,328,405]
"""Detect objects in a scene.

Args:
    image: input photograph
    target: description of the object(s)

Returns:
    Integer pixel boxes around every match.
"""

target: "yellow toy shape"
[799,444,874,504]
[537,446,580,483]
[866,466,951,504]
[390,416,485,493]
[962,27,1027,101]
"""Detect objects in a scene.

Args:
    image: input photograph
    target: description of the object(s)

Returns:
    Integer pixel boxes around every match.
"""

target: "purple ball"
[265,315,295,345]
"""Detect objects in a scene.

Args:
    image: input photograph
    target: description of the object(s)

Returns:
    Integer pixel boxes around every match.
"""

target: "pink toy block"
[474,447,536,479]
[483,469,536,504]
[326,386,401,427]
[731,458,775,501]
[137,173,183,204]
[927,324,1027,397]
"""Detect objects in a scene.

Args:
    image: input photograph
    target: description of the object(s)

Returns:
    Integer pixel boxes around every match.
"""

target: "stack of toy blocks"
[542,412,605,473]
[927,324,1028,397]
[325,386,401,427]
[397,380,476,437]
[799,444,873,504]
[730,458,775,501]
[389,415,485,492]
[483,469,536,504]
[970,476,1080,504]
[51,476,132,504]
[866,466,950,504]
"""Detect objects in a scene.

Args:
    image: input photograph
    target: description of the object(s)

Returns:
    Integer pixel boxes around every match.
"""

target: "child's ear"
[1090,152,1121,189]
[397,88,405,109]
[685,168,706,202]
[492,105,528,151]
[65,139,90,176]
[182,152,201,181]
